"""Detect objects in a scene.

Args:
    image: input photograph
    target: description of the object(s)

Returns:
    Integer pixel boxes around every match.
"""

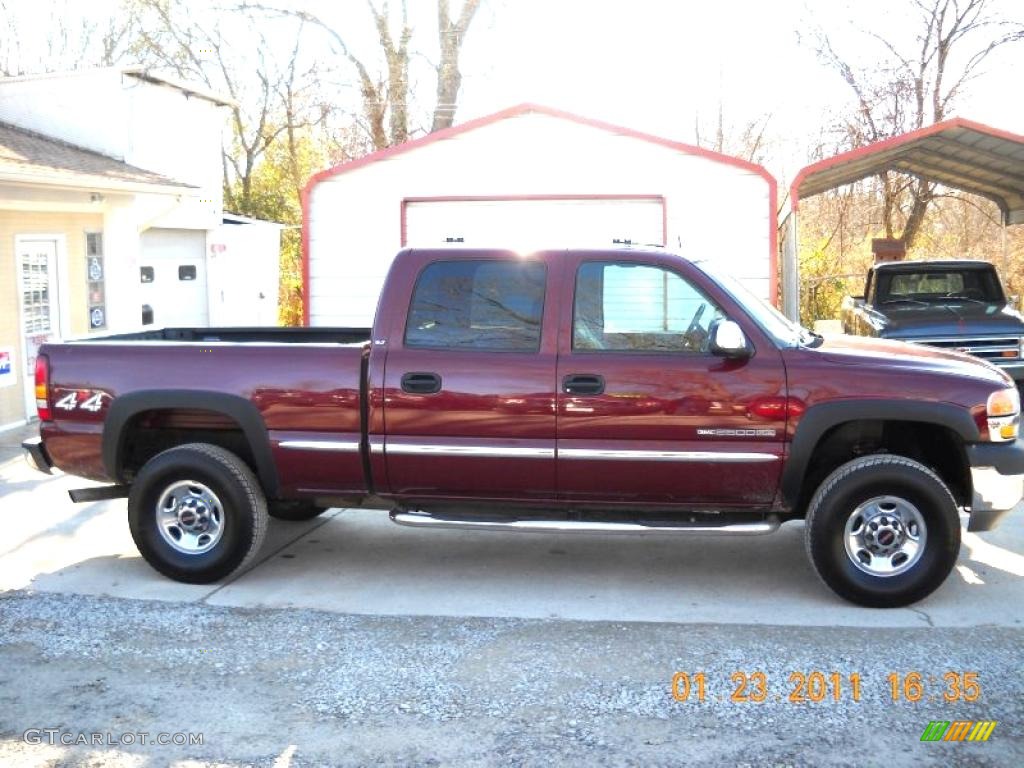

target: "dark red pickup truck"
[23,247,1024,606]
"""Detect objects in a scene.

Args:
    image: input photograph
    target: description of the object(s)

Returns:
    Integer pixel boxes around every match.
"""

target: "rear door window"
[405,260,547,351]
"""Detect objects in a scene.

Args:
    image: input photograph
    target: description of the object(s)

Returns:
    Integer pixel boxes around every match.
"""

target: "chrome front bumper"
[967,441,1024,531]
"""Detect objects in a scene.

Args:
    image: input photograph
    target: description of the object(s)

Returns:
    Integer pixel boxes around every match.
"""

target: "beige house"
[0,121,194,429]
[1,68,282,431]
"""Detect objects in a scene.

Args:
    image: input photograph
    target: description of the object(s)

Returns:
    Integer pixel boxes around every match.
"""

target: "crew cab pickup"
[23,247,1024,607]
[840,260,1024,389]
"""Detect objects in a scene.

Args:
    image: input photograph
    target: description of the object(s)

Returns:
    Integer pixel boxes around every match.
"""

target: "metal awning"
[791,118,1024,226]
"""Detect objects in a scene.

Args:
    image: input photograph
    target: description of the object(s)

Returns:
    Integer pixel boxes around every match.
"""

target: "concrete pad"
[204,508,1024,627]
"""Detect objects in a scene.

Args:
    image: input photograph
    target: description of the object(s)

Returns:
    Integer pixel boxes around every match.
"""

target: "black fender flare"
[781,399,979,508]
[102,390,279,496]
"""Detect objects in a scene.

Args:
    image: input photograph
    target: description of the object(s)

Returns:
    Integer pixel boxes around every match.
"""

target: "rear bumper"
[966,440,1024,531]
[22,436,53,475]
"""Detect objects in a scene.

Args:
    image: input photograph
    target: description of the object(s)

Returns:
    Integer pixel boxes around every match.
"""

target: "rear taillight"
[35,355,52,421]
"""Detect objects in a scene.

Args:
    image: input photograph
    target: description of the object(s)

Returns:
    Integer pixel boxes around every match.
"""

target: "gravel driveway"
[1,591,1022,767]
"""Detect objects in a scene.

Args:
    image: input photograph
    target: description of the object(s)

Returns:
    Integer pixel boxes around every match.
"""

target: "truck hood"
[816,334,1011,387]
[875,302,1024,339]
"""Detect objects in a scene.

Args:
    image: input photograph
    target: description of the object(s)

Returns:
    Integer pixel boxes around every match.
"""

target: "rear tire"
[268,501,329,521]
[805,455,960,607]
[128,443,268,584]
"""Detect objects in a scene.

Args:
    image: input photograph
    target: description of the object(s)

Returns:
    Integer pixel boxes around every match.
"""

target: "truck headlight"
[987,388,1020,442]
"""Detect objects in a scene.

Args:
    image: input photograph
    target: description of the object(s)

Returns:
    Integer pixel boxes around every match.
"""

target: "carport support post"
[782,212,800,321]
[1002,223,1010,292]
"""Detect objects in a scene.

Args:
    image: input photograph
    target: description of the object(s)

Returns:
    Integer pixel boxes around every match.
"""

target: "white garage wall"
[404,198,665,249]
[307,110,773,327]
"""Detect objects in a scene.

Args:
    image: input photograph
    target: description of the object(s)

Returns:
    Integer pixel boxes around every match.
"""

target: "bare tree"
[0,0,136,74]
[130,0,320,213]
[814,0,1024,249]
[693,100,773,165]
[245,0,483,151]
[432,0,481,131]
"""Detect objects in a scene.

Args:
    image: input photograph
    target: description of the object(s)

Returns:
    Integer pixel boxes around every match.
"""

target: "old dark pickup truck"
[840,260,1024,389]
[23,247,1024,607]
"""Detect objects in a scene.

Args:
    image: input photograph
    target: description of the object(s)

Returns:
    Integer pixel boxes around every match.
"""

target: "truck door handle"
[401,372,442,394]
[562,374,605,396]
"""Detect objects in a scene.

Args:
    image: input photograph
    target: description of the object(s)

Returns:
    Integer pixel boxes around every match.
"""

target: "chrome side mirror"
[709,319,751,359]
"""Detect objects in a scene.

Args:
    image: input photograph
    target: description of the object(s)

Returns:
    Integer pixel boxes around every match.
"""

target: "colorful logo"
[921,720,997,742]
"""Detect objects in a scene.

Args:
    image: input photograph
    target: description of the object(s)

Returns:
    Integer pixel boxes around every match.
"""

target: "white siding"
[307,111,772,327]
[0,69,225,230]
[0,70,128,158]
[124,77,224,224]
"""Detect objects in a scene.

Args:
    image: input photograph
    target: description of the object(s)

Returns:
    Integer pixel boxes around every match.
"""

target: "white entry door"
[18,239,61,415]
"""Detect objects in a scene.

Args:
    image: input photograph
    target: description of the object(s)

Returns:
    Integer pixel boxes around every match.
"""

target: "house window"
[85,232,106,331]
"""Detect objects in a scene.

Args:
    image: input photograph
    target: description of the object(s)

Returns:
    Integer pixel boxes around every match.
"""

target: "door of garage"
[139,229,208,328]
[403,197,666,249]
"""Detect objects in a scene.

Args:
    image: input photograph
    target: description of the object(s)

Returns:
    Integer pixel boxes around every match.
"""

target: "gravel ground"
[1,590,1021,767]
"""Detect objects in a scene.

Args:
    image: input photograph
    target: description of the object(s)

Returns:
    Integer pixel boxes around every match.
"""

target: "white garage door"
[403,197,665,249]
[140,229,208,328]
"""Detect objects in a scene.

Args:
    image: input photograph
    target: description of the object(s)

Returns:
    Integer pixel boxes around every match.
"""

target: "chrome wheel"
[844,495,927,577]
[155,480,225,555]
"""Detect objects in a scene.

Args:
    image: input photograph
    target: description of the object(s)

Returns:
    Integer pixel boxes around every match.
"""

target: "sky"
[450,0,1024,182]
[3,0,1022,185]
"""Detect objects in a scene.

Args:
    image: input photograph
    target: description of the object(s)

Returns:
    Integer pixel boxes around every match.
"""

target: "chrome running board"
[390,510,780,535]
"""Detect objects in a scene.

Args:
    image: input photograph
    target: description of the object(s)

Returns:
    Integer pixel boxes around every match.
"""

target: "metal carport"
[782,118,1024,319]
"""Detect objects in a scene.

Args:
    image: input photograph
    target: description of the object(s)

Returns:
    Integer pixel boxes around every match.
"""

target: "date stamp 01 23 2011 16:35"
[670,671,982,705]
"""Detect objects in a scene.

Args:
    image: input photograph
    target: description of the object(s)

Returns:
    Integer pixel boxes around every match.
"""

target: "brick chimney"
[872,238,906,263]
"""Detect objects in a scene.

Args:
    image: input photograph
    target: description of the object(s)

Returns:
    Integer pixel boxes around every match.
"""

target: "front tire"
[805,455,960,607]
[128,443,268,584]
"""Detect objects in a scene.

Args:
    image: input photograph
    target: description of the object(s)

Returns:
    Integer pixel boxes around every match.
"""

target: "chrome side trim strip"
[279,440,360,452]
[386,443,554,459]
[391,511,780,535]
[559,448,779,463]
[375,443,777,461]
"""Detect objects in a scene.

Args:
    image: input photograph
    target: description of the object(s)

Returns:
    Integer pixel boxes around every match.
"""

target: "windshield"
[695,262,818,348]
[877,268,1004,304]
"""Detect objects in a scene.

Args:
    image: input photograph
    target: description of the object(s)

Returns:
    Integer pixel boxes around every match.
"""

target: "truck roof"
[871,259,996,272]
[400,245,676,261]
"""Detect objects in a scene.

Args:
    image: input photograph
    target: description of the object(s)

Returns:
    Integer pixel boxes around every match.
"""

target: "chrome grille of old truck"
[907,335,1021,365]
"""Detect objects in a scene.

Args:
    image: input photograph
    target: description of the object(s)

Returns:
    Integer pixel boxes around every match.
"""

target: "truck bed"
[39,331,372,499]
[77,326,372,345]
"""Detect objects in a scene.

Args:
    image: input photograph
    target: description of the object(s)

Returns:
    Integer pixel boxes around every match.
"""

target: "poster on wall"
[0,347,15,388]
[24,335,49,379]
